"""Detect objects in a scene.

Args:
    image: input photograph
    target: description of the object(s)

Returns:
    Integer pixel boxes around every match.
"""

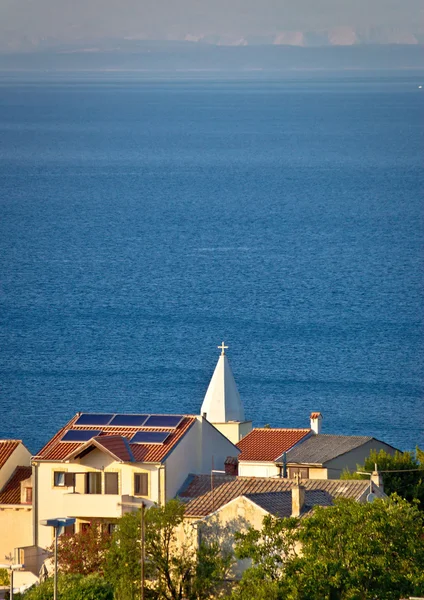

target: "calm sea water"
[0,73,423,454]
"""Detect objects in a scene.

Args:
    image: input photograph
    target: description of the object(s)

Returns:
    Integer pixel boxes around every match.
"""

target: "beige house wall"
[0,506,32,562]
[324,439,398,479]
[211,422,252,445]
[35,457,160,549]
[183,496,269,578]
[308,467,328,479]
[238,461,279,477]
[0,444,31,491]
[165,418,239,499]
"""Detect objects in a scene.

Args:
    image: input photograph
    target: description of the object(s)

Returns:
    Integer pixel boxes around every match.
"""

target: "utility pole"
[40,517,76,600]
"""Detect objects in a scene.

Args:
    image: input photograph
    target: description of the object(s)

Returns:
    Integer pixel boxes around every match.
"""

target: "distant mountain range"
[0,40,422,72]
[1,26,424,53]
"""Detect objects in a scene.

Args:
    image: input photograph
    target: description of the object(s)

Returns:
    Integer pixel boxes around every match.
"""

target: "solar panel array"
[61,413,187,445]
[62,430,102,442]
[73,413,185,428]
[75,414,114,426]
[131,431,171,445]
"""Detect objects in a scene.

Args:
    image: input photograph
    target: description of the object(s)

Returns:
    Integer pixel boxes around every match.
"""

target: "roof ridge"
[252,428,311,432]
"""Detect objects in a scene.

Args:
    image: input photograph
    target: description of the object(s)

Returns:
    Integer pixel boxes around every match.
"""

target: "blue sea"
[0,72,423,454]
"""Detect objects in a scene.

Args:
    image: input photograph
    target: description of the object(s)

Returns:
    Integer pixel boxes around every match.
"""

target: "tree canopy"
[341,447,424,508]
[232,495,424,600]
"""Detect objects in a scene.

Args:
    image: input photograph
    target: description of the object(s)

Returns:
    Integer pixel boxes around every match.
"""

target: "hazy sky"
[0,0,422,44]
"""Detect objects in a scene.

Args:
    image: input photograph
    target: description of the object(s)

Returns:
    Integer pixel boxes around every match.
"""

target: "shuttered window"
[288,467,309,480]
[64,473,76,487]
[134,473,148,496]
[85,472,102,494]
[105,472,119,495]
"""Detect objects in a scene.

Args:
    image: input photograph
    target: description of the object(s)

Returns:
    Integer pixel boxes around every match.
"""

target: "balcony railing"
[62,492,147,519]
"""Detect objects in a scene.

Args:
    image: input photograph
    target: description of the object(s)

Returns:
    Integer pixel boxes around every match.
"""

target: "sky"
[0,0,422,48]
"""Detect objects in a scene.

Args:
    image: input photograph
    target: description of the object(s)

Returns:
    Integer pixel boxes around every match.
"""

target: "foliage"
[53,520,112,575]
[104,510,141,600]
[105,499,232,600]
[0,568,9,586]
[234,515,298,581]
[17,574,113,600]
[340,447,424,508]
[232,495,424,600]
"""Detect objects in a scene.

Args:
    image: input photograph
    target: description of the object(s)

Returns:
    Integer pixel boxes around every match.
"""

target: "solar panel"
[143,415,184,428]
[108,414,149,427]
[75,414,114,426]
[131,431,171,445]
[62,430,102,442]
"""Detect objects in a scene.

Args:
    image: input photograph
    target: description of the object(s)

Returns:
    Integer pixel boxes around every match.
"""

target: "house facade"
[178,473,387,577]
[282,433,399,479]
[32,412,239,552]
[0,440,37,590]
[236,427,311,477]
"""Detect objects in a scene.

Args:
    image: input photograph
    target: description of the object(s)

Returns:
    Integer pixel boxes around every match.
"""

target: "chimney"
[371,463,384,492]
[310,412,322,435]
[224,456,238,476]
[291,475,305,517]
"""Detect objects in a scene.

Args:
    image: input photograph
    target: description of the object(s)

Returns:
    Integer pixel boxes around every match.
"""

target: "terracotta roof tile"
[0,466,32,505]
[237,428,311,462]
[34,415,197,464]
[0,440,21,469]
[179,475,382,517]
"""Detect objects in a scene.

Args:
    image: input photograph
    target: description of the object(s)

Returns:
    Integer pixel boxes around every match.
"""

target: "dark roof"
[281,434,378,465]
[178,474,381,517]
[66,435,135,463]
[236,428,311,462]
[0,466,32,505]
[0,440,21,469]
[34,414,197,464]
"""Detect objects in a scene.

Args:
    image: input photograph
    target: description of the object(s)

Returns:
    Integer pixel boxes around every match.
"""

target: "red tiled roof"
[179,474,382,517]
[0,440,21,469]
[0,466,32,505]
[34,415,197,464]
[236,428,311,461]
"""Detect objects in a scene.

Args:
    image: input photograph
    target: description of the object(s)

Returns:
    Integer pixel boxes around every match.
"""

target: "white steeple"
[200,343,245,423]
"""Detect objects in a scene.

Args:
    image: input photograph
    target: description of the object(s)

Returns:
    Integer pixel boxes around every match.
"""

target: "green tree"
[341,447,424,508]
[105,499,232,600]
[18,574,113,600]
[232,496,424,600]
[53,521,112,575]
[234,515,298,581]
[0,568,9,585]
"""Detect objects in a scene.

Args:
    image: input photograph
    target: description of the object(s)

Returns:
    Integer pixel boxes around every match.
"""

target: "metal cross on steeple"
[218,341,228,355]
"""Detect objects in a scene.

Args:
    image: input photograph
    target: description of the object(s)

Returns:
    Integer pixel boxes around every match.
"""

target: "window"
[107,523,117,535]
[54,471,66,487]
[134,473,148,496]
[85,472,102,494]
[25,487,33,503]
[64,523,75,535]
[64,472,76,488]
[105,472,119,495]
[288,467,309,480]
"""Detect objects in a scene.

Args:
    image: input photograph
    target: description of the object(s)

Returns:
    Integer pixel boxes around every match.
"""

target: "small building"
[236,427,311,477]
[281,433,399,479]
[0,440,37,590]
[178,473,386,576]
